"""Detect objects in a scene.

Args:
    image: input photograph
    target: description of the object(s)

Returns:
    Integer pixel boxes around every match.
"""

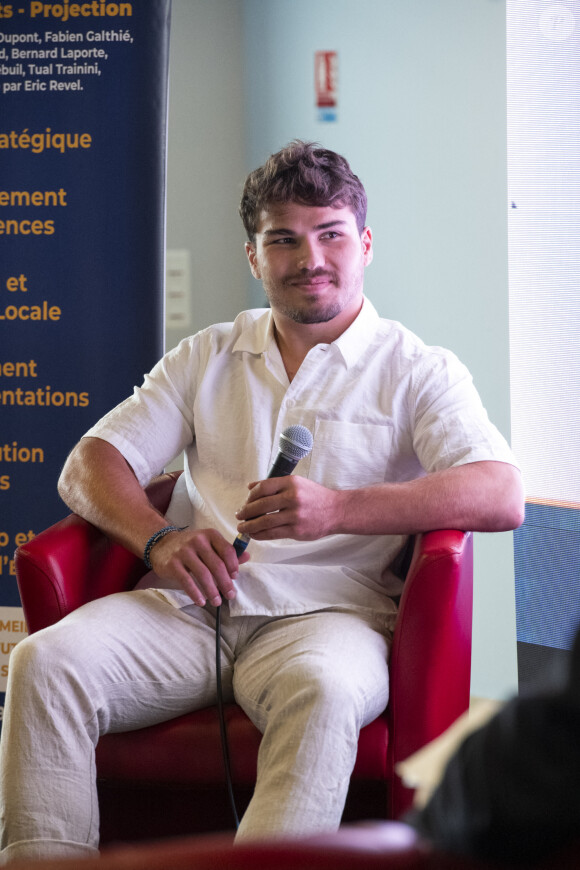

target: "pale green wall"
[167,0,517,699]
[165,0,248,349]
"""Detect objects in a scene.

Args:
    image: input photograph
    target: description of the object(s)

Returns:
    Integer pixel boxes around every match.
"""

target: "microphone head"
[279,424,313,461]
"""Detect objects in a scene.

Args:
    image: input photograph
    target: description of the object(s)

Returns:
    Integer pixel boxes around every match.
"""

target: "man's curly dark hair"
[239,140,368,243]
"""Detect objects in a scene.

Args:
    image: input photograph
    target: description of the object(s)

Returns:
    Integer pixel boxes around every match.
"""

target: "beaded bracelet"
[143,525,186,570]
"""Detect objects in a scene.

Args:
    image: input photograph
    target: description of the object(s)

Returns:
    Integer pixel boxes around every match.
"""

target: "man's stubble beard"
[265,265,364,325]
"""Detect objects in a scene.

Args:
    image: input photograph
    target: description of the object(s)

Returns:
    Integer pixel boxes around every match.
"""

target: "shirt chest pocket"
[308,420,393,489]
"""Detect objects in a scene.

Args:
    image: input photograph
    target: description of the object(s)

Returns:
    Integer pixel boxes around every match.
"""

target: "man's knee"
[274,655,389,731]
[7,624,85,698]
[8,633,49,685]
[280,662,361,720]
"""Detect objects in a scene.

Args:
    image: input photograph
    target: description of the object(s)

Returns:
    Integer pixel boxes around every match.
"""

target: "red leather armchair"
[14,471,473,844]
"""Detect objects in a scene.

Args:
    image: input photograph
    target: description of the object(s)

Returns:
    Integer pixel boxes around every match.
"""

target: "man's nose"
[296,239,324,270]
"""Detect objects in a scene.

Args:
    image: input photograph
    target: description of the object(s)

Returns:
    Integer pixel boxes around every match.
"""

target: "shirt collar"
[332,296,380,367]
[232,297,380,367]
[232,309,274,355]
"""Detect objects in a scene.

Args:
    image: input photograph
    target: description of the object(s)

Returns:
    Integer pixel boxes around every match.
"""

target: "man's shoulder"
[372,314,458,367]
[196,307,268,335]
[173,308,271,356]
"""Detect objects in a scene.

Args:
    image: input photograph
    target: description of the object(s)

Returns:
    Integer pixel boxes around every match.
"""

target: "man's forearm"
[332,461,525,537]
[235,460,524,543]
[58,436,249,606]
[58,436,168,558]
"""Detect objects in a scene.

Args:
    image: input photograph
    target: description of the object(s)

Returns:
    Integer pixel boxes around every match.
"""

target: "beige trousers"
[0,589,391,862]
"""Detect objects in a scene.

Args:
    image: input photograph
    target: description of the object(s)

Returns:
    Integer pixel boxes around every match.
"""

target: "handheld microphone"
[233,424,313,556]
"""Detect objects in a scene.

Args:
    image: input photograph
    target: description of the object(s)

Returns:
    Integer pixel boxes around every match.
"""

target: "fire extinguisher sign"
[315,51,338,122]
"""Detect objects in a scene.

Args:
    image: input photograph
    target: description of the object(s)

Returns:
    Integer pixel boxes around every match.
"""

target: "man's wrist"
[143,525,187,569]
[330,488,353,536]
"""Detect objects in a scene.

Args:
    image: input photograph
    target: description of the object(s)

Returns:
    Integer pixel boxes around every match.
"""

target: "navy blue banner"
[515,502,580,651]
[0,1,171,696]
[515,500,580,691]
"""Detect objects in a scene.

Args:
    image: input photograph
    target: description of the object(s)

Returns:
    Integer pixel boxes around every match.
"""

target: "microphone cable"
[214,425,314,831]
[215,602,240,830]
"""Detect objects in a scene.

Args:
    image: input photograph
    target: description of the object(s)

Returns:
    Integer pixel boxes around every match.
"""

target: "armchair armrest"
[387,529,473,816]
[15,471,182,634]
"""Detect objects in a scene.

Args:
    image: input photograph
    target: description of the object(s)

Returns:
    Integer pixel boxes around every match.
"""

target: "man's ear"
[245,242,261,279]
[362,226,373,267]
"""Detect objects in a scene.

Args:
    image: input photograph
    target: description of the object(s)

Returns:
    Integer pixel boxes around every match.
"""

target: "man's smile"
[286,271,336,288]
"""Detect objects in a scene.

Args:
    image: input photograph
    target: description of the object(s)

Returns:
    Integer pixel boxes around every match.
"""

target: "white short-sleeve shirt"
[85,298,517,621]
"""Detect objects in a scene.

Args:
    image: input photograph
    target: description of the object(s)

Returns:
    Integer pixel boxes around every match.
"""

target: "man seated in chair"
[0,141,524,862]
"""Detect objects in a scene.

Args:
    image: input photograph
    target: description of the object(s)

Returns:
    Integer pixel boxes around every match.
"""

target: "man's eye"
[272,237,294,244]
